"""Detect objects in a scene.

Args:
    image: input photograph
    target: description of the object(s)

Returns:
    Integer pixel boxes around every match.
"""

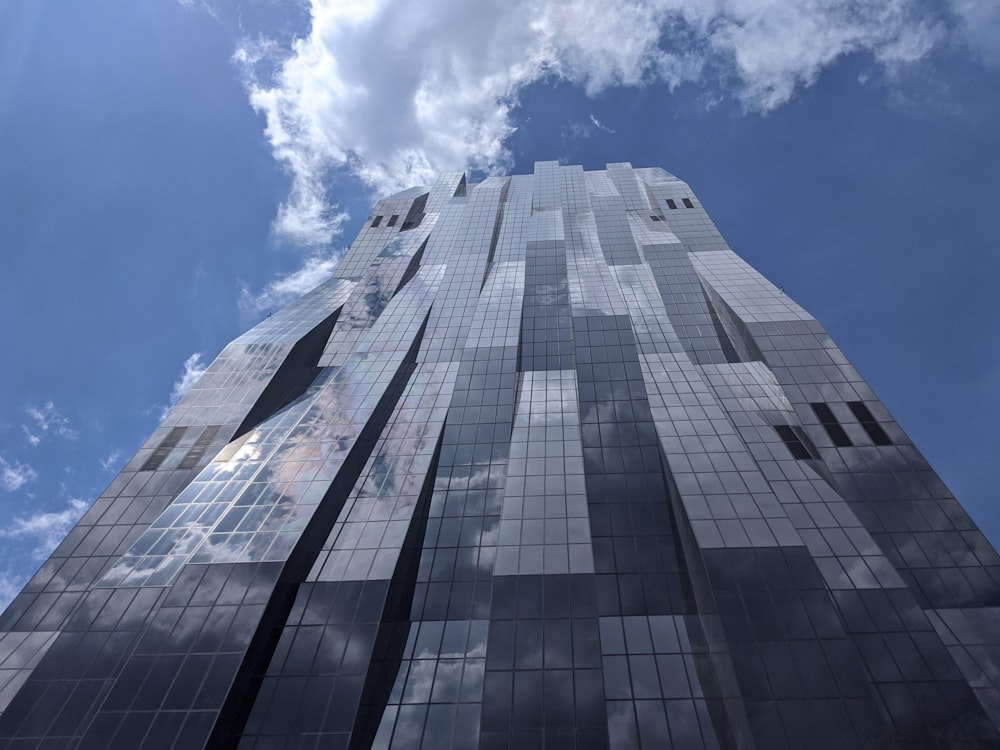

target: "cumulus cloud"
[234,38,352,248]
[22,401,77,445]
[0,497,89,559]
[161,353,208,419]
[236,0,947,248]
[239,251,341,315]
[0,457,38,492]
[700,1,941,110]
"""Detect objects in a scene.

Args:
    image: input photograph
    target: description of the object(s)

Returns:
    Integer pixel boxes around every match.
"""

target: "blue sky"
[0,0,998,608]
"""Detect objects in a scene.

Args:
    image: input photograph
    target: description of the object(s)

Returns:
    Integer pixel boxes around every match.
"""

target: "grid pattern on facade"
[1,162,998,749]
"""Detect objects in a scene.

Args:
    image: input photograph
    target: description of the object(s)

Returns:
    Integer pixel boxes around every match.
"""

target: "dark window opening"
[847,401,892,445]
[846,401,876,422]
[387,214,398,227]
[401,193,428,231]
[179,425,221,470]
[371,215,383,227]
[810,402,852,447]
[141,426,188,471]
[233,308,341,441]
[774,425,814,460]
[682,198,694,208]
[666,199,678,210]
[650,215,661,221]
[811,402,837,423]
[705,293,741,364]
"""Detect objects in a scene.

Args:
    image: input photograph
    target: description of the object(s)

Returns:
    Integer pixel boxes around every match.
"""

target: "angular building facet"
[3,161,1000,749]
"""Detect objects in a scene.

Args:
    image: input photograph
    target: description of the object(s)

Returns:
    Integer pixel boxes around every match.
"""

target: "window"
[682,198,694,208]
[387,214,398,227]
[810,403,852,447]
[650,215,661,222]
[371,215,383,227]
[847,401,892,445]
[665,199,678,210]
[141,426,188,470]
[774,425,814,460]
[179,425,221,469]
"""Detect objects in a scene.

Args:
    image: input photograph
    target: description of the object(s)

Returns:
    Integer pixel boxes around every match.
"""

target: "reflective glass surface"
[2,162,999,749]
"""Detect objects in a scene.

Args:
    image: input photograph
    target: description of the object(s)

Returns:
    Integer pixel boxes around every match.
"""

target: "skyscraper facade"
[1,161,999,749]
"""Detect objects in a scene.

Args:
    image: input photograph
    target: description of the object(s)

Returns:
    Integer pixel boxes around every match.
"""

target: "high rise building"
[1,161,999,749]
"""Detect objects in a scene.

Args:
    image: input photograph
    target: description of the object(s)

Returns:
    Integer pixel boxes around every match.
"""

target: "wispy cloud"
[589,115,615,134]
[0,498,88,559]
[564,113,617,143]
[0,457,38,492]
[175,0,220,22]
[235,0,947,248]
[0,570,25,612]
[22,401,77,445]
[100,450,123,473]
[0,497,89,559]
[161,353,208,419]
[950,0,1000,66]
[239,251,341,315]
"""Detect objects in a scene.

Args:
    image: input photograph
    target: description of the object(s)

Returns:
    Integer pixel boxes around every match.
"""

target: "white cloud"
[175,0,220,22]
[950,0,1000,66]
[100,450,122,473]
[565,113,617,143]
[590,115,615,135]
[234,38,352,248]
[0,570,25,611]
[161,353,208,419]
[236,0,949,248]
[703,1,942,110]
[23,401,77,444]
[0,457,38,492]
[239,251,341,315]
[0,497,89,559]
